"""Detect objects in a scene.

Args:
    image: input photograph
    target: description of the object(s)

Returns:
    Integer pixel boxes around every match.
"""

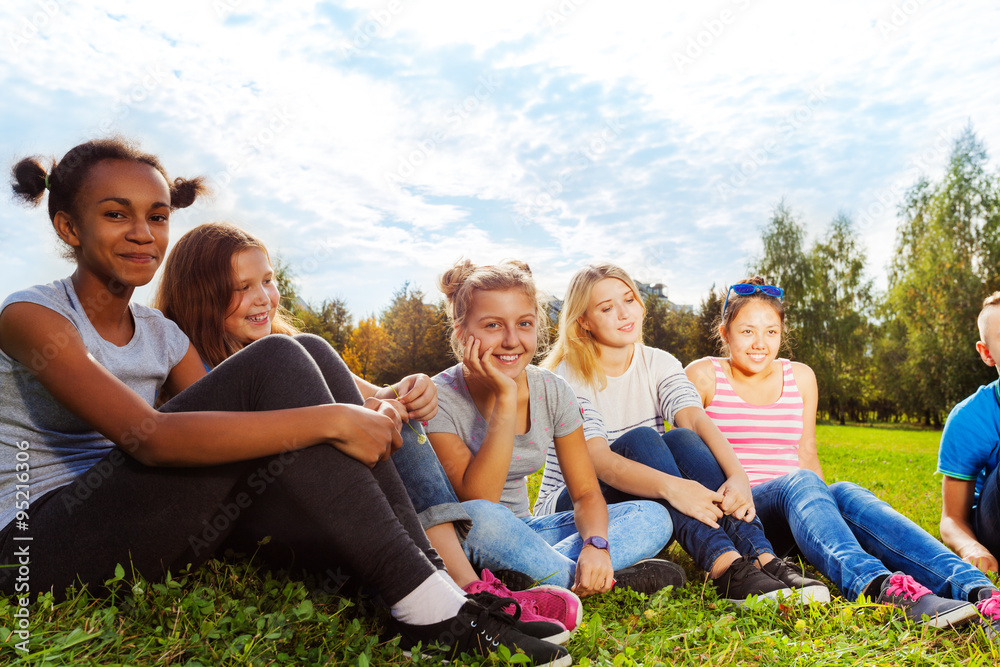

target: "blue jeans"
[461,498,671,589]
[974,465,1000,559]
[751,469,993,601]
[391,425,472,538]
[555,426,773,572]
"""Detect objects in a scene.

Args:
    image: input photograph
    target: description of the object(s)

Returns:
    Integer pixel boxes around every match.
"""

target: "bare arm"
[792,362,824,479]
[557,427,614,597]
[586,435,724,528]
[427,338,517,502]
[941,475,998,573]
[0,303,401,467]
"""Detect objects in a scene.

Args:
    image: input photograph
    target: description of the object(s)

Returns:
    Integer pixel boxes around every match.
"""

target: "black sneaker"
[388,599,572,666]
[612,558,686,595]
[714,554,794,604]
[875,572,977,629]
[465,591,570,645]
[493,568,543,592]
[761,557,831,603]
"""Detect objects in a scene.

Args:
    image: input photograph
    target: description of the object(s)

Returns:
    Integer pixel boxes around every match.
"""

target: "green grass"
[4,425,999,665]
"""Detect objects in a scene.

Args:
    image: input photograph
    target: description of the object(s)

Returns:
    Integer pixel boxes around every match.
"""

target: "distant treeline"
[280,126,1000,427]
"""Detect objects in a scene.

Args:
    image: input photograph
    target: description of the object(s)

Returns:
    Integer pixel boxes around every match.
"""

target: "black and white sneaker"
[714,554,793,604]
[761,557,831,603]
[389,599,572,666]
[612,558,687,595]
[465,591,571,645]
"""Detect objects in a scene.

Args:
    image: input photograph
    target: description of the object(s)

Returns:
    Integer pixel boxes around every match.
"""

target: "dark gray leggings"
[0,334,441,605]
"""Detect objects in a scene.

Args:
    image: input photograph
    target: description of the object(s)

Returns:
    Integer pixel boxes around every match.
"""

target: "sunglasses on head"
[722,283,784,317]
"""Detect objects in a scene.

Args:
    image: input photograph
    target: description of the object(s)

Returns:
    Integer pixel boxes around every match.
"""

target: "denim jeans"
[461,498,671,589]
[750,469,993,601]
[554,426,773,572]
[827,480,993,601]
[973,465,1000,559]
[391,424,472,538]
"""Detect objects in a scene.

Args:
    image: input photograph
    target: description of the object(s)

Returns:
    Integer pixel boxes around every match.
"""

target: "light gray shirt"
[0,278,190,528]
[428,364,583,518]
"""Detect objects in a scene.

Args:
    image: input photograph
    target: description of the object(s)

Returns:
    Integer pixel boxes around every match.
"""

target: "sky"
[1,0,998,318]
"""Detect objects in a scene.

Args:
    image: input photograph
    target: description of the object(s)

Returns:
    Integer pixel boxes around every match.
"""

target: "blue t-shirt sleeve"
[938,382,1000,481]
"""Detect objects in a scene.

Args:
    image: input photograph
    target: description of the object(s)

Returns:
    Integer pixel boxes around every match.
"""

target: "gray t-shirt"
[0,278,190,528]
[427,364,583,518]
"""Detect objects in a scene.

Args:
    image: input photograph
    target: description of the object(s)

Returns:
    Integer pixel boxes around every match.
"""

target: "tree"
[298,298,352,350]
[343,316,389,383]
[687,286,723,362]
[749,201,813,338]
[883,126,1000,423]
[380,283,454,384]
[799,215,874,423]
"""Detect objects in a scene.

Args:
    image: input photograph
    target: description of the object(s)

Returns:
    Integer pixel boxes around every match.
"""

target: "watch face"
[587,536,609,550]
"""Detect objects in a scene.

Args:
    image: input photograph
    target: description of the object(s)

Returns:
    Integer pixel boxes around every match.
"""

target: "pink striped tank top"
[705,358,804,487]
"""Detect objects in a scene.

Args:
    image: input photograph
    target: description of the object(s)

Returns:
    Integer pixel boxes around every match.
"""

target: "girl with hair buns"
[684,276,996,630]
[426,258,684,598]
[0,139,569,666]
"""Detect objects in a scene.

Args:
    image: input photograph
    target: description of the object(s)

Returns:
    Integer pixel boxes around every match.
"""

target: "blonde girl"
[541,263,827,603]
[426,259,683,597]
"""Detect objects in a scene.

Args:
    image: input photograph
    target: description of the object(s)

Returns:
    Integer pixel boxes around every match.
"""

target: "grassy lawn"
[3,424,999,665]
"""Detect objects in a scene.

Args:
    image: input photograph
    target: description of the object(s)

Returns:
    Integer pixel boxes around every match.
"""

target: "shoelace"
[884,574,932,601]
[977,591,1000,620]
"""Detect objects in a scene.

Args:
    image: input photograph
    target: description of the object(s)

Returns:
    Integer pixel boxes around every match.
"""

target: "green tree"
[380,283,453,384]
[884,126,1000,423]
[749,201,812,337]
[687,286,723,362]
[799,215,874,423]
[298,298,352,350]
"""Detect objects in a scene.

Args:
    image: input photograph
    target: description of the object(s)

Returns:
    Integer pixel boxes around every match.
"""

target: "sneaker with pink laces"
[975,588,1000,639]
[464,569,583,633]
[874,572,978,628]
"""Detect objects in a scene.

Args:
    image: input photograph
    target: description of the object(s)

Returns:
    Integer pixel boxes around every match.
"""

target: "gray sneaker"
[875,572,978,628]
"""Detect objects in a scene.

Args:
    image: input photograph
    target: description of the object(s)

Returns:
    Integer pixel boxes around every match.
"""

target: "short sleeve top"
[427,364,583,518]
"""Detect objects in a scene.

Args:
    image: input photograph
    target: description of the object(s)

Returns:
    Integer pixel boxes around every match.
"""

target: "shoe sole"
[520,585,584,632]
[920,602,979,629]
[402,648,573,666]
[725,586,796,605]
[772,584,832,604]
[539,627,571,645]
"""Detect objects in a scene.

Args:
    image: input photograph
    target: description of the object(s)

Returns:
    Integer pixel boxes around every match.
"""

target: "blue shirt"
[938,379,1000,507]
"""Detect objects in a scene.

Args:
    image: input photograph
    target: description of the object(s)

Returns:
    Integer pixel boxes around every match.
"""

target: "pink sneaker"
[464,569,583,632]
[976,588,1000,640]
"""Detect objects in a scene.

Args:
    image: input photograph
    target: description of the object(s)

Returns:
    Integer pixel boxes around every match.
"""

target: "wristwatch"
[582,536,610,554]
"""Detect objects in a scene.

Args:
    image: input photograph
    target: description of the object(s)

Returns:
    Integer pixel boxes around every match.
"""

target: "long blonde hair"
[541,263,644,390]
[438,258,549,361]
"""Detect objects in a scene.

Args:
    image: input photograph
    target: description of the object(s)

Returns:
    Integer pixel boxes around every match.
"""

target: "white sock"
[391,571,467,626]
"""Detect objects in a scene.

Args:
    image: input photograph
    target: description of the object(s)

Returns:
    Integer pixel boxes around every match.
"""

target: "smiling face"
[58,159,171,288]
[223,247,280,346]
[578,278,643,350]
[459,288,538,379]
[721,299,783,376]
